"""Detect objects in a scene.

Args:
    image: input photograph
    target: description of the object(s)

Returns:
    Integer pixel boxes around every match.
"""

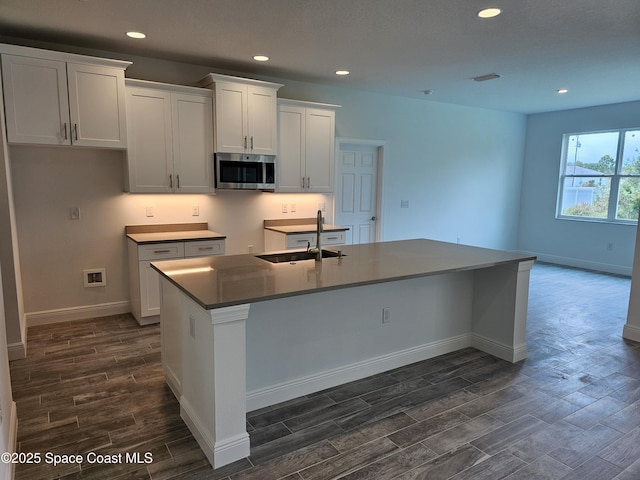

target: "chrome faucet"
[315,209,323,261]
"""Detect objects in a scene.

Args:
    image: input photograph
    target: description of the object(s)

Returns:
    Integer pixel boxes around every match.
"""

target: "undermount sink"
[256,249,344,264]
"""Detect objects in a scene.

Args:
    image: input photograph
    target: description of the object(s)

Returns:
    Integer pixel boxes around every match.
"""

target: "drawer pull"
[297,239,308,243]
[153,249,172,254]
[326,236,339,240]
[198,246,214,251]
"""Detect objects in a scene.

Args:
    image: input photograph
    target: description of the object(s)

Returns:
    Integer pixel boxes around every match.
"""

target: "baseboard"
[7,342,25,361]
[246,334,472,412]
[26,301,131,327]
[623,323,640,343]
[180,396,249,468]
[471,333,527,363]
[520,251,631,277]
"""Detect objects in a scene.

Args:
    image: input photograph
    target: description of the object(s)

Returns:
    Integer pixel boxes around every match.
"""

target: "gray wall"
[518,101,640,275]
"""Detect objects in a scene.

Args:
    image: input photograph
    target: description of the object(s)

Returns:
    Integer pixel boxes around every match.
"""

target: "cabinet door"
[247,85,278,155]
[125,86,174,193]
[67,63,127,148]
[305,108,335,193]
[277,105,305,192]
[140,261,162,317]
[214,82,247,153]
[172,92,215,193]
[1,54,70,145]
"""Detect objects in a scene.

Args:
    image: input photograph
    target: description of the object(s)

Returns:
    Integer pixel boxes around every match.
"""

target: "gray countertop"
[127,230,226,244]
[152,239,536,310]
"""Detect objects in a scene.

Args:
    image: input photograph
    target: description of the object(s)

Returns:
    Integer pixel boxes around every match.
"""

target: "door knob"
[371,216,377,221]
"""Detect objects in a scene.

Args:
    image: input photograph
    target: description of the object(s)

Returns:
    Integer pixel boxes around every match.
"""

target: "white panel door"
[335,144,379,244]
[171,92,215,193]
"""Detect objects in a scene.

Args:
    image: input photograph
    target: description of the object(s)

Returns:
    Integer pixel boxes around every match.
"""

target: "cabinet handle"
[301,177,305,188]
[250,136,254,150]
[306,177,311,189]
[176,174,180,189]
[73,123,78,141]
[169,174,173,189]
[153,249,172,254]
[244,136,247,149]
[62,123,68,140]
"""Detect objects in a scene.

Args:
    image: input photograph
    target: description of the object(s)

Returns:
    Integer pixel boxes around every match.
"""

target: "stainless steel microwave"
[215,153,276,191]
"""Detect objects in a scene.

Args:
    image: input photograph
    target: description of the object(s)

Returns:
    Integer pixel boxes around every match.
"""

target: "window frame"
[556,128,640,225]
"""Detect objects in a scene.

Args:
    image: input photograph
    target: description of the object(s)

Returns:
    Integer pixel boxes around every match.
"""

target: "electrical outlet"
[146,206,154,217]
[607,242,614,251]
[291,203,297,213]
[382,307,392,324]
[192,205,200,216]
[70,207,81,220]
[282,203,288,213]
[401,200,409,208]
[318,202,326,212]
[248,245,254,253]
[189,315,196,339]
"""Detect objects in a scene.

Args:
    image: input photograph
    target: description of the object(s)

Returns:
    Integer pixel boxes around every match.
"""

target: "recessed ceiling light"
[253,55,270,62]
[557,88,569,94]
[478,8,502,18]
[335,70,350,76]
[126,31,146,39]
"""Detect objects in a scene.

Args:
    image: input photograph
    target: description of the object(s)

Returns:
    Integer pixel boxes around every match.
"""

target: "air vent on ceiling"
[473,73,502,82]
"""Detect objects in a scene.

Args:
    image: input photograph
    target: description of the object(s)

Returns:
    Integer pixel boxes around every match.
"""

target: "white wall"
[0,266,17,480]
[5,43,528,320]
[518,101,640,275]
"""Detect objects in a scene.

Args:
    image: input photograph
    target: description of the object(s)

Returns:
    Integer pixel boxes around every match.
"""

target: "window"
[557,129,640,223]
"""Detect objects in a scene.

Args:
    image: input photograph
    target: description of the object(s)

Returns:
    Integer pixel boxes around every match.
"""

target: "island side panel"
[470,260,535,362]
[160,277,250,469]
[246,272,475,411]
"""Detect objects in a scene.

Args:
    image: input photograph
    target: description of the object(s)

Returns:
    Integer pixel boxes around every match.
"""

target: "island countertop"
[151,239,536,310]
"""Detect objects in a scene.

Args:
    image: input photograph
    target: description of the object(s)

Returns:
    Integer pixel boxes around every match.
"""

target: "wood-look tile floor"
[10,262,640,480]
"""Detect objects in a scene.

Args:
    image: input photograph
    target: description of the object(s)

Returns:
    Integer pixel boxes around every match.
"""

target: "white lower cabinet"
[128,239,224,325]
[264,230,346,251]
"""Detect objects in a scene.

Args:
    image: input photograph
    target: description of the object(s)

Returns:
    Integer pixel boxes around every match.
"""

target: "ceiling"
[1,0,639,114]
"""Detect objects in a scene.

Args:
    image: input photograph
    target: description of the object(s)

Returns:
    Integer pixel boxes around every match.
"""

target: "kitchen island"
[152,239,535,468]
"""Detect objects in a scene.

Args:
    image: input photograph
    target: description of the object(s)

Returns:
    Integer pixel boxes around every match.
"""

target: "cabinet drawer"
[184,240,225,257]
[138,242,185,261]
[322,231,345,245]
[286,234,316,249]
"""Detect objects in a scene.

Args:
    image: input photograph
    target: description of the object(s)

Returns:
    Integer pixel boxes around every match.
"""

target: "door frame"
[334,137,386,243]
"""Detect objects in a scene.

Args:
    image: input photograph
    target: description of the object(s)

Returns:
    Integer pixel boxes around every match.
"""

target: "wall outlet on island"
[382,307,392,324]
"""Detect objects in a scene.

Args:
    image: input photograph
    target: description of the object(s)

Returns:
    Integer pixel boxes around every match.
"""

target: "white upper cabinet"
[199,74,282,155]
[125,80,215,194]
[277,99,340,193]
[0,44,130,148]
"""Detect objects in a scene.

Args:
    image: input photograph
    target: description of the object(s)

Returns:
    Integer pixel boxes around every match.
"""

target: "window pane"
[560,176,611,218]
[565,132,618,175]
[621,130,640,174]
[616,177,640,220]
